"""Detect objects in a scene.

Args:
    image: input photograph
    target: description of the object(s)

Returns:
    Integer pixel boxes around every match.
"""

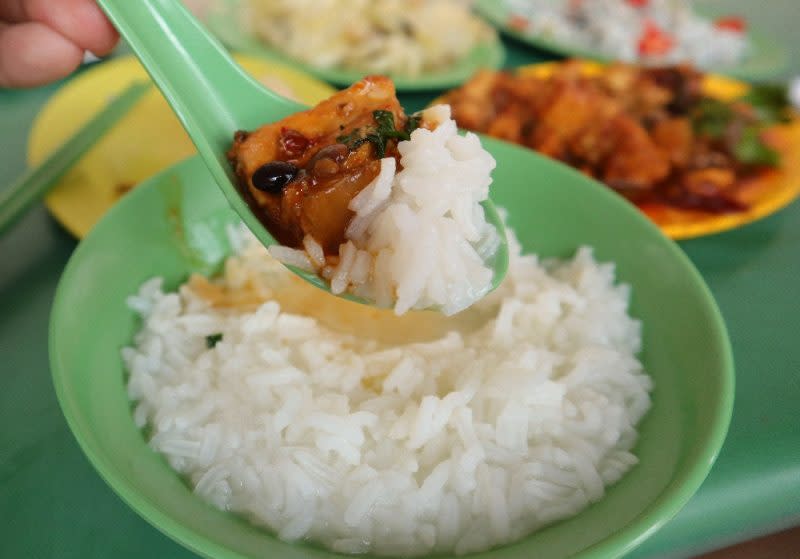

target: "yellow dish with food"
[441,60,800,239]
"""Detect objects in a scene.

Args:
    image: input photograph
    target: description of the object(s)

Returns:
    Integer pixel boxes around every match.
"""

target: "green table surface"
[2,7,800,558]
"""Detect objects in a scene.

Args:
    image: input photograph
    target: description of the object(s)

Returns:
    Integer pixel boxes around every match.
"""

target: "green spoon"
[95,0,509,302]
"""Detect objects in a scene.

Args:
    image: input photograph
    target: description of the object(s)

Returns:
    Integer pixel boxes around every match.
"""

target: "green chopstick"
[0,81,150,234]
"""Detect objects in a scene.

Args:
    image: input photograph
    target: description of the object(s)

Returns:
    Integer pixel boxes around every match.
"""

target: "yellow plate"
[502,61,800,240]
[27,55,336,238]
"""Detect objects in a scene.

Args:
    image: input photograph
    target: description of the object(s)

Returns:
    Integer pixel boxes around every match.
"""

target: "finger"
[0,0,26,22]
[24,0,119,56]
[0,21,83,87]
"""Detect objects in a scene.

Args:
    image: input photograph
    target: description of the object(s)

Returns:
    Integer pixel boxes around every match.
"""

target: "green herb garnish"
[692,98,733,138]
[742,83,792,125]
[692,83,791,137]
[336,127,363,146]
[205,333,223,348]
[337,110,422,158]
[691,89,786,167]
[404,114,422,136]
[733,125,780,166]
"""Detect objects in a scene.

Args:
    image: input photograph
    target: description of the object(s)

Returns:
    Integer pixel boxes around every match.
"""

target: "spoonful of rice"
[96,0,508,315]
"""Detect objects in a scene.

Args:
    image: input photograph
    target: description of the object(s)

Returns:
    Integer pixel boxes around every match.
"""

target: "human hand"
[1,0,118,88]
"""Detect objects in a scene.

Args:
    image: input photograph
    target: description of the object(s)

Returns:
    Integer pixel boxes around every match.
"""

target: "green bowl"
[50,142,734,559]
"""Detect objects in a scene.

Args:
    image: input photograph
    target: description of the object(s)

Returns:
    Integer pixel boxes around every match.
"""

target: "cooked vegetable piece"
[733,126,779,166]
[742,83,792,125]
[228,76,412,254]
[205,333,223,348]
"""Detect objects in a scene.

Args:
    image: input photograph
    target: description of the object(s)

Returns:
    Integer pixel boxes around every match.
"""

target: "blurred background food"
[442,62,794,216]
[187,0,497,79]
[504,0,749,69]
[698,0,800,78]
[183,0,800,79]
[474,0,791,81]
[246,0,495,77]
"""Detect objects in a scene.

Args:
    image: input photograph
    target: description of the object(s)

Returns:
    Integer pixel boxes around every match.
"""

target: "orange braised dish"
[227,76,423,257]
[441,62,793,214]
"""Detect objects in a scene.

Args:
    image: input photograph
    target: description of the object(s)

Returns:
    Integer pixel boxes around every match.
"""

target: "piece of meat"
[652,117,693,167]
[528,81,611,158]
[227,76,406,253]
[642,65,703,114]
[602,115,671,189]
[444,69,498,131]
[682,168,737,196]
[487,113,524,143]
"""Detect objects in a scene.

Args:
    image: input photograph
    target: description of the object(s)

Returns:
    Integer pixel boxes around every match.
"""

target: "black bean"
[251,161,299,194]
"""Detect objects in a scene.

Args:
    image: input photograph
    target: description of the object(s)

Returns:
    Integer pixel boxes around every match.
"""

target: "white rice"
[124,226,653,557]
[506,0,749,69]
[270,104,500,317]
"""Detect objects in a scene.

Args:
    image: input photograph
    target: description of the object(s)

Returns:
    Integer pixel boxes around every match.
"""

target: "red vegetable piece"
[714,16,747,33]
[279,128,310,159]
[627,0,649,7]
[637,20,675,56]
[508,14,529,31]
